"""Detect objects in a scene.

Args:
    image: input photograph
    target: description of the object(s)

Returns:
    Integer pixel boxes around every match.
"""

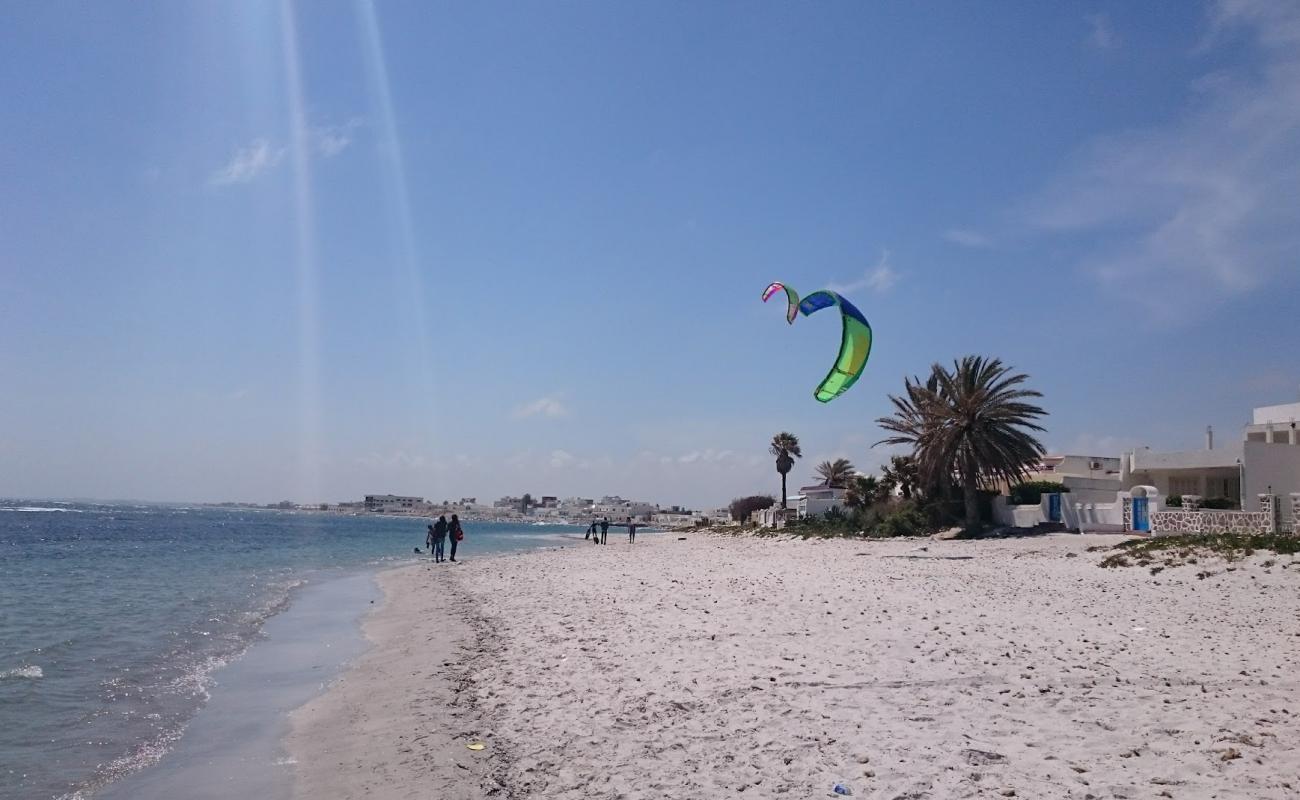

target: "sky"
[2,0,1298,507]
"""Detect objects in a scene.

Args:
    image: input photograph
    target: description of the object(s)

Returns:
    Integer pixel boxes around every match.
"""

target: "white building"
[593,496,656,521]
[797,484,847,519]
[364,494,424,514]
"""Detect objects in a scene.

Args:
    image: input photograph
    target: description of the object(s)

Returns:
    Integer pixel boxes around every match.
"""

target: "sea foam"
[0,665,43,680]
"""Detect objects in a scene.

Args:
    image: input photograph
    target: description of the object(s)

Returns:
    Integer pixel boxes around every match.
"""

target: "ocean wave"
[1,506,77,512]
[0,665,43,679]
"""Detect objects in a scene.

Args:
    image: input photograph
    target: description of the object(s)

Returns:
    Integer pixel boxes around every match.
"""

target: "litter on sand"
[466,741,486,751]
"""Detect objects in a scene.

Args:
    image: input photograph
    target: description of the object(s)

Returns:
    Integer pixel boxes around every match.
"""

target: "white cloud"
[943,228,992,248]
[1085,13,1117,49]
[549,449,576,468]
[210,139,285,186]
[829,250,900,295]
[1027,0,1300,315]
[313,118,364,158]
[512,396,568,419]
[356,450,427,470]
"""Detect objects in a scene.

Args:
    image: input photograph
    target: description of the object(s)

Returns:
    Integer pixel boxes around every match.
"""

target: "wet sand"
[290,533,1300,799]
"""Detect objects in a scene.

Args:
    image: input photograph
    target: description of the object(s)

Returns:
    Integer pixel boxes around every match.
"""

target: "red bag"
[455,526,464,541]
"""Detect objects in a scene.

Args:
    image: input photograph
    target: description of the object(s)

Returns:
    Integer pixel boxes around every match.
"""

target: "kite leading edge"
[764,283,873,403]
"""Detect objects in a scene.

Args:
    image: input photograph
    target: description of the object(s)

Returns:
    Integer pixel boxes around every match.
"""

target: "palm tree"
[877,356,1046,530]
[844,474,882,510]
[769,432,802,509]
[815,458,856,488]
[880,454,919,500]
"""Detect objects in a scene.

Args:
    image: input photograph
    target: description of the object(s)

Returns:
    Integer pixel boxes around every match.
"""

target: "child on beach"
[432,516,448,563]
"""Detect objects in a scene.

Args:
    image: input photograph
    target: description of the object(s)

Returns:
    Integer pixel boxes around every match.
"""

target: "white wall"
[1253,402,1300,425]
[1242,441,1300,532]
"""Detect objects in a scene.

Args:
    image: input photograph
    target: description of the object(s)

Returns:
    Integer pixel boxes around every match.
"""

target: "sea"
[0,502,586,799]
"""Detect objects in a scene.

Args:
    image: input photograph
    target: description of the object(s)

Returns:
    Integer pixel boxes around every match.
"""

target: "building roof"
[1131,445,1242,471]
[1253,402,1300,425]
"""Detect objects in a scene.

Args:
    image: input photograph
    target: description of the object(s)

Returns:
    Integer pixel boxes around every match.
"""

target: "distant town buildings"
[364,494,424,513]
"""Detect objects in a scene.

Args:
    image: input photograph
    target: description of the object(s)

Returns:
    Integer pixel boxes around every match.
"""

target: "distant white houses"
[593,495,656,521]
[364,494,423,513]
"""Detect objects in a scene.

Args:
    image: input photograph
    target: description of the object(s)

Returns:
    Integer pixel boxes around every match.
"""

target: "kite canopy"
[762,283,873,403]
[761,281,800,324]
[797,291,872,402]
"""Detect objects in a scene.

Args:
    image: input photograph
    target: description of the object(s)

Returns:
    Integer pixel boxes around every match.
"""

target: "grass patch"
[1099,533,1300,569]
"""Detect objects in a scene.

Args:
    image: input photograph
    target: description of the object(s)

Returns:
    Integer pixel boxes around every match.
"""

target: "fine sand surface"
[291,533,1300,799]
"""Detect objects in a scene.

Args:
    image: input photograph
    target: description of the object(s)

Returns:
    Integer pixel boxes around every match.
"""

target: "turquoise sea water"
[0,502,582,799]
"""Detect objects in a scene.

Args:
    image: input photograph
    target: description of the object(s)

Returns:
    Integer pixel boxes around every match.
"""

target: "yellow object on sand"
[466,742,486,751]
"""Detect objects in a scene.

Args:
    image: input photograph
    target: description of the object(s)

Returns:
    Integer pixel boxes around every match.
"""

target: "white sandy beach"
[290,533,1300,799]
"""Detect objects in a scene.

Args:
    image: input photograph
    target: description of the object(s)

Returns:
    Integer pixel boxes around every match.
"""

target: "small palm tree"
[815,458,856,488]
[769,432,802,509]
[877,356,1046,530]
[844,474,882,510]
[880,454,919,500]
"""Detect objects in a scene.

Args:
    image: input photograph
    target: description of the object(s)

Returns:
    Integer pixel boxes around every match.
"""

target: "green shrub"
[875,504,931,537]
[1165,495,1183,507]
[1200,496,1238,510]
[1008,481,1069,506]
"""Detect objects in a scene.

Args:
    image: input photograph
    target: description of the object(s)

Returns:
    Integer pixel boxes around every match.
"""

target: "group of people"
[425,514,464,563]
[585,516,639,544]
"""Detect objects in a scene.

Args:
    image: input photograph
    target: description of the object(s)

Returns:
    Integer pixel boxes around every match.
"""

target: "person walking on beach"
[599,517,609,545]
[627,517,638,544]
[585,520,595,540]
[448,514,464,562]
[426,523,435,554]
[432,515,449,563]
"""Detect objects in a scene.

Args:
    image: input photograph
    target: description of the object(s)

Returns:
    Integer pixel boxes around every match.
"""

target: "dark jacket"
[433,519,448,540]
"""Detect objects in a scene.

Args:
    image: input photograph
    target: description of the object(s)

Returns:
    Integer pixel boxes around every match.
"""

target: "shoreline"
[286,561,502,799]
[289,531,1300,799]
[96,569,380,800]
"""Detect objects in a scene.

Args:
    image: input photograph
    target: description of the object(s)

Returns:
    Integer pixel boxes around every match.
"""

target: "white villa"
[796,483,847,519]
[996,398,1300,534]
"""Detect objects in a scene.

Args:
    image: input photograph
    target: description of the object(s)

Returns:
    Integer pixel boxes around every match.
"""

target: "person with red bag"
[448,514,465,562]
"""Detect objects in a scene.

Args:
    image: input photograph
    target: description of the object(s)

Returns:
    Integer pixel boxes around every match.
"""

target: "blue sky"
[2,0,1297,506]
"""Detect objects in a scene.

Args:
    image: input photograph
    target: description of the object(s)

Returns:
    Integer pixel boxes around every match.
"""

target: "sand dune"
[292,533,1300,799]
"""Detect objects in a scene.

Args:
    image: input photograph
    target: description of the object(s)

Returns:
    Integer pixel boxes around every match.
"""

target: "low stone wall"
[1151,509,1273,535]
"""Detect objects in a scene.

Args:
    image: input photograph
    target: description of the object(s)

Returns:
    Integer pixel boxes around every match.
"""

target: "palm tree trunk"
[962,451,979,529]
[781,472,788,509]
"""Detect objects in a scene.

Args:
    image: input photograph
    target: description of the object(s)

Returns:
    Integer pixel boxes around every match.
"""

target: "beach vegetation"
[1165,494,1183,507]
[814,458,856,488]
[877,355,1047,531]
[782,498,940,539]
[1007,481,1068,506]
[1099,533,1300,569]
[769,432,802,509]
[879,454,919,499]
[729,494,775,523]
[844,474,887,510]
[1200,496,1238,510]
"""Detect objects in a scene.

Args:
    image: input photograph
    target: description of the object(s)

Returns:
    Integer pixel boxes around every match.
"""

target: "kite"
[762,283,873,403]
[761,281,800,324]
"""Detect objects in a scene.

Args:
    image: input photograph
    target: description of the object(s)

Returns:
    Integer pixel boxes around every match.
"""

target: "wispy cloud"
[1085,13,1118,49]
[942,228,992,248]
[549,449,576,468]
[313,118,364,158]
[512,396,568,420]
[829,250,900,295]
[210,139,285,186]
[356,450,427,470]
[1026,0,1300,315]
